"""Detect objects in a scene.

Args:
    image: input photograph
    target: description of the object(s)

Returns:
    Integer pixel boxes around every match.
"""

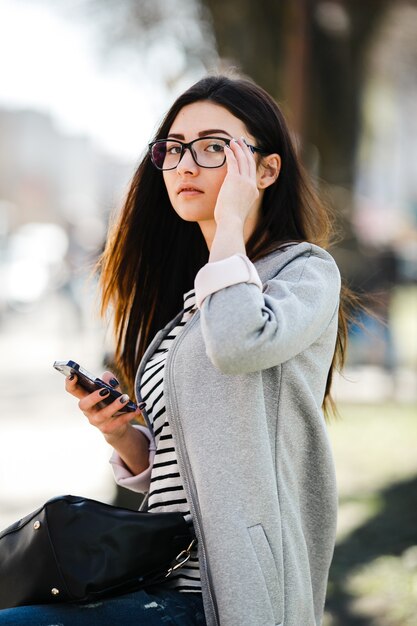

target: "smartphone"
[53,360,138,413]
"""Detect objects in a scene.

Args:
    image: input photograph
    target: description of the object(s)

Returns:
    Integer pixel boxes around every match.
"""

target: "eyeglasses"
[148,136,266,171]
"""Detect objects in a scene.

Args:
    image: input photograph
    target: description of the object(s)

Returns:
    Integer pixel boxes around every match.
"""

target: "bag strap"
[165,538,197,579]
[139,492,149,512]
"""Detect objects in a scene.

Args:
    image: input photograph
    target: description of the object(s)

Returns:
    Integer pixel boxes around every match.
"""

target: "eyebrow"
[167,129,233,140]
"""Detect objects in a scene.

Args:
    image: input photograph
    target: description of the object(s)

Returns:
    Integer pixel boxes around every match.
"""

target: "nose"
[176,147,198,175]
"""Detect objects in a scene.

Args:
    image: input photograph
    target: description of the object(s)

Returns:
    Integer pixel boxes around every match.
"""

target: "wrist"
[103,423,131,446]
[210,215,246,261]
[215,213,245,231]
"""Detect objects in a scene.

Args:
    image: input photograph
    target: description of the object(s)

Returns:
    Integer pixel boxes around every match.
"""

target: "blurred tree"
[48,0,217,88]
[203,0,392,189]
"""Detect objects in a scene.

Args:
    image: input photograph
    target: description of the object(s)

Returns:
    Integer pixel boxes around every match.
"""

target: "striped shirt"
[140,288,201,593]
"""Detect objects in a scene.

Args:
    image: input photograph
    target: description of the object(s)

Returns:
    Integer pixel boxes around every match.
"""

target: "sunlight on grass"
[324,401,417,625]
[347,548,417,626]
[330,403,417,500]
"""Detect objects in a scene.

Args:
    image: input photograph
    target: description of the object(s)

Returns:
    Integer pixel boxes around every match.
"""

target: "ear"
[257,154,281,190]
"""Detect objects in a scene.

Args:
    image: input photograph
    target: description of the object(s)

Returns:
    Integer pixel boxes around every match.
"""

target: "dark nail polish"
[109,378,119,387]
[99,388,110,397]
[119,394,129,404]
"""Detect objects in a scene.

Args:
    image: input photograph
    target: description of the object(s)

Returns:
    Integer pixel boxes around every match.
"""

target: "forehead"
[168,100,250,139]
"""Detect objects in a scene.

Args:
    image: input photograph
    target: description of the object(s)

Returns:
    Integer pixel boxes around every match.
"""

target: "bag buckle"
[165,538,196,578]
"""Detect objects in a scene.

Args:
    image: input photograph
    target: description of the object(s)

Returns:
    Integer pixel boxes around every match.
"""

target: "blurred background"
[0,0,416,624]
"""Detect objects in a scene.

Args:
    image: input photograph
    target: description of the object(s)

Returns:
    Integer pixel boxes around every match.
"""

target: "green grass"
[324,402,417,625]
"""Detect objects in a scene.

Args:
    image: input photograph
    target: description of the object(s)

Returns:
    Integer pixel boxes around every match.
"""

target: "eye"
[205,141,227,153]
[166,143,182,155]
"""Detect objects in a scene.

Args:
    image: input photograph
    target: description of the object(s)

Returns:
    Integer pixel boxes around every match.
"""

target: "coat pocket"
[247,524,283,626]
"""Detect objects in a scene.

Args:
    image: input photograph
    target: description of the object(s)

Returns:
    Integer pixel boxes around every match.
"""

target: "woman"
[1,74,344,625]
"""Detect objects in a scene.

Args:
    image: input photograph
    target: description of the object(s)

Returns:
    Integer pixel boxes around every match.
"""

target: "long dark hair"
[98,74,347,414]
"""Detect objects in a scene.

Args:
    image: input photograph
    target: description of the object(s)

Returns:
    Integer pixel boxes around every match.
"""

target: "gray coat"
[135,242,340,626]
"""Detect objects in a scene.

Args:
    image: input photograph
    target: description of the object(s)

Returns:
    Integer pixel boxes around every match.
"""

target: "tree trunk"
[202,0,391,190]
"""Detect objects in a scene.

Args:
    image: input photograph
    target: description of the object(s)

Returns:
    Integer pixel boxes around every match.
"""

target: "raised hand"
[209,137,261,262]
[213,137,260,228]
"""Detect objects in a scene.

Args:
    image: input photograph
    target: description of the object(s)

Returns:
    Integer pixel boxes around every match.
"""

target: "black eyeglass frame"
[148,136,267,171]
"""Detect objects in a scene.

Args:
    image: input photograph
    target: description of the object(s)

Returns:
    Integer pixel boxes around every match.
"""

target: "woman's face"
[162,101,258,226]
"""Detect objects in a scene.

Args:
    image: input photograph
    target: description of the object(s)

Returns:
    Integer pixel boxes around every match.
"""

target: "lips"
[177,185,203,195]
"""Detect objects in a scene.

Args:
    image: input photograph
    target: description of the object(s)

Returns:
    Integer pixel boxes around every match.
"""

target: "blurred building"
[0,107,134,231]
[0,107,135,317]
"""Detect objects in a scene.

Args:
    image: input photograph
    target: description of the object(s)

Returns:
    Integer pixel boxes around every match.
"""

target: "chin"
[173,205,214,223]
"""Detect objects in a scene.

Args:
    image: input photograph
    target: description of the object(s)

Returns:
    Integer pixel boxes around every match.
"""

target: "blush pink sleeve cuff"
[109,425,156,494]
[194,254,263,309]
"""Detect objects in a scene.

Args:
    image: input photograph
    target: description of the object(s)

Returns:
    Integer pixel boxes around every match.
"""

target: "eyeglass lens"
[151,137,229,170]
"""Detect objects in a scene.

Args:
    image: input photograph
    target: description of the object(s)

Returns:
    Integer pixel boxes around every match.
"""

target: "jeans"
[0,586,207,626]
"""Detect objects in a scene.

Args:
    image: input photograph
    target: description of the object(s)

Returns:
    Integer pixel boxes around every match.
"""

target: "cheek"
[210,169,227,196]
[162,172,176,201]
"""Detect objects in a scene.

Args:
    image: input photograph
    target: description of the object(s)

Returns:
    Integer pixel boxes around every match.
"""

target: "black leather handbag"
[0,494,195,610]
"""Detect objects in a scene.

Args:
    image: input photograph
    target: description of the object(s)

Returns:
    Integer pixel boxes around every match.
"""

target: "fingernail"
[119,394,129,404]
[109,377,119,387]
[99,388,110,397]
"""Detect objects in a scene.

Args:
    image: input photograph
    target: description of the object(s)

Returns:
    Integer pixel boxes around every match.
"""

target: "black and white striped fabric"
[140,288,201,593]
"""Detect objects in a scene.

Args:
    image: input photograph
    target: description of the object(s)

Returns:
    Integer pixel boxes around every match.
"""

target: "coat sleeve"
[109,425,156,493]
[196,244,341,374]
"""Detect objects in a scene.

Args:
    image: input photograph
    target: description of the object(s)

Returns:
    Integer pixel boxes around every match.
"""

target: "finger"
[229,138,250,177]
[65,374,88,400]
[241,137,258,178]
[79,388,131,420]
[100,371,121,390]
[91,399,133,426]
[238,137,255,177]
[133,406,144,419]
[87,404,134,438]
[224,141,240,173]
